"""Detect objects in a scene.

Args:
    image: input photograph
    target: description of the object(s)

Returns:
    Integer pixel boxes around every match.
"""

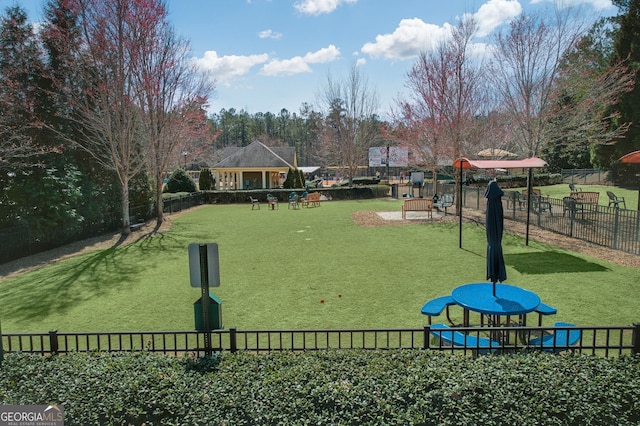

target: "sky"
[10,0,618,117]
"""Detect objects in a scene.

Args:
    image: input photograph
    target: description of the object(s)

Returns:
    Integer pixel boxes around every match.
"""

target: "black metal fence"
[0,193,205,264]
[2,324,638,358]
[431,184,640,255]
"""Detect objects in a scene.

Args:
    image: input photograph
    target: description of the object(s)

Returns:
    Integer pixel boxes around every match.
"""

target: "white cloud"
[260,45,341,76]
[194,50,269,84]
[294,0,357,15]
[530,0,613,10]
[355,57,366,67]
[470,0,522,37]
[361,18,454,60]
[258,29,283,40]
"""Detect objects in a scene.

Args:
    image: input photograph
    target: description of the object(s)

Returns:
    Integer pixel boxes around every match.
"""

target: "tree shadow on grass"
[505,251,609,274]
[1,231,178,326]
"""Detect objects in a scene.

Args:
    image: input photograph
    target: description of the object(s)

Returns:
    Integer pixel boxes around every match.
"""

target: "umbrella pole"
[459,163,463,248]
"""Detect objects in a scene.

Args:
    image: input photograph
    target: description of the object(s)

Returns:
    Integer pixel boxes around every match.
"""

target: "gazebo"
[211,141,296,190]
[453,157,548,248]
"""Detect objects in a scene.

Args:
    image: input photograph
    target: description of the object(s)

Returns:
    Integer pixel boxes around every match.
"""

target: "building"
[211,141,297,190]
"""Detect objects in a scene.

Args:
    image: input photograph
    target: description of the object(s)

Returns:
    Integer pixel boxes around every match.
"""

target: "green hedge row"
[1,350,638,425]
[201,184,390,204]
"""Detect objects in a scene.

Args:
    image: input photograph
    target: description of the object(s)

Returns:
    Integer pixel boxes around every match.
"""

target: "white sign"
[188,243,220,288]
[368,146,408,167]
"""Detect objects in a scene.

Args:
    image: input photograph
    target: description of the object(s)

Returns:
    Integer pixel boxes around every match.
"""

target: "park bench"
[302,192,321,207]
[566,191,599,218]
[402,198,432,219]
[429,323,500,354]
[433,194,454,215]
[129,216,145,231]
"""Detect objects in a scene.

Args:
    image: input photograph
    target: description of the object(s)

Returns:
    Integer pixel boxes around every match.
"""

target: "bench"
[129,216,145,231]
[534,302,557,326]
[566,191,599,218]
[402,198,432,219]
[429,323,500,354]
[302,192,321,207]
[420,296,456,325]
[433,194,454,215]
[528,322,581,353]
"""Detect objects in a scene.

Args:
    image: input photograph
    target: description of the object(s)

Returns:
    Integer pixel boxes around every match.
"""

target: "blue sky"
[11,0,617,117]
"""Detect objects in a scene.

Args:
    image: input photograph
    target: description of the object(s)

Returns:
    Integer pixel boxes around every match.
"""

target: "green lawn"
[526,183,639,209]
[1,199,638,333]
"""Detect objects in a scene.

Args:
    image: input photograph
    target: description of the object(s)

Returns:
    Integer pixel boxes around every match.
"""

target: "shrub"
[1,351,638,425]
[198,168,214,190]
[164,168,197,193]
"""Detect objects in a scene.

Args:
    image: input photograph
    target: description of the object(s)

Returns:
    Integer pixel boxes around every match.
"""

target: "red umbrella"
[619,150,640,211]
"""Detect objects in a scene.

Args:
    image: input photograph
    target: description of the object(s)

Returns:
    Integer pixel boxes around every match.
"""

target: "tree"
[316,64,380,186]
[0,6,49,174]
[134,20,214,226]
[395,17,487,198]
[605,0,640,182]
[198,168,214,190]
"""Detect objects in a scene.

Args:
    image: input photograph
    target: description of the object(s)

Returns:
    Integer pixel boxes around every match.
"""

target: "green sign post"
[189,243,220,356]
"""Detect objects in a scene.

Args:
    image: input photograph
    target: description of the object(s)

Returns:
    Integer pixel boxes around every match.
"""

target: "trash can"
[194,292,222,331]
[391,183,398,199]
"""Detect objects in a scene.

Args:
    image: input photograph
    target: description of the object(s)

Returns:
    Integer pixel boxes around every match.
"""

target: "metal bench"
[129,216,145,231]
[433,194,454,215]
[420,296,456,325]
[429,323,500,354]
[528,322,581,353]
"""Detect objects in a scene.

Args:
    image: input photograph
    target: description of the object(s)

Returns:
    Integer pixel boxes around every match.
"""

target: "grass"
[526,183,639,209]
[0,199,638,334]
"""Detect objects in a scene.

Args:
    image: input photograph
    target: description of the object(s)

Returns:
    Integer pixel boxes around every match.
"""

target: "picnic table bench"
[528,322,581,353]
[420,295,456,325]
[402,198,432,219]
[429,323,501,354]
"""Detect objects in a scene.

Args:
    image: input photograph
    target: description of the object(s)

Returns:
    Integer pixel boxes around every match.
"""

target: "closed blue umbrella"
[485,180,506,296]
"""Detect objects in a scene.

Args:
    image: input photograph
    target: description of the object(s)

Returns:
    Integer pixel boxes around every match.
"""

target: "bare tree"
[132,8,214,226]
[395,17,488,199]
[316,64,380,185]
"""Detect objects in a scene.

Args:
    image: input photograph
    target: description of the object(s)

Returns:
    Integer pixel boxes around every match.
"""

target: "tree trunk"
[155,171,164,227]
[121,177,131,235]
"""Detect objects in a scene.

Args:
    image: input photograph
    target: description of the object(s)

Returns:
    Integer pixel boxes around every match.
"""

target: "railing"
[453,185,640,255]
[2,324,638,358]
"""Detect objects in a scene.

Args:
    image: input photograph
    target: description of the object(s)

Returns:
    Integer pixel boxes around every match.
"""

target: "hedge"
[1,350,638,425]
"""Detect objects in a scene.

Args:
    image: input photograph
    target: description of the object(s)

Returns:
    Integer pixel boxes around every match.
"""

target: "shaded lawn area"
[1,199,638,333]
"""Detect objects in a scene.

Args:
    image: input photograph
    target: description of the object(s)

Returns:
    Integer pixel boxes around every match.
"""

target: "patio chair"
[249,196,260,210]
[568,183,580,192]
[606,191,626,209]
[288,192,300,210]
[266,194,279,210]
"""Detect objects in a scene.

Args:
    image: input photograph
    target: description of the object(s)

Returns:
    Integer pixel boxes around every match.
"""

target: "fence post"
[229,327,237,353]
[48,330,59,355]
[423,325,431,350]
[613,208,620,250]
[633,323,640,356]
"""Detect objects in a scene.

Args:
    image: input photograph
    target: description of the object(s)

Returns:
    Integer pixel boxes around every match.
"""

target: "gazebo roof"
[213,141,295,169]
